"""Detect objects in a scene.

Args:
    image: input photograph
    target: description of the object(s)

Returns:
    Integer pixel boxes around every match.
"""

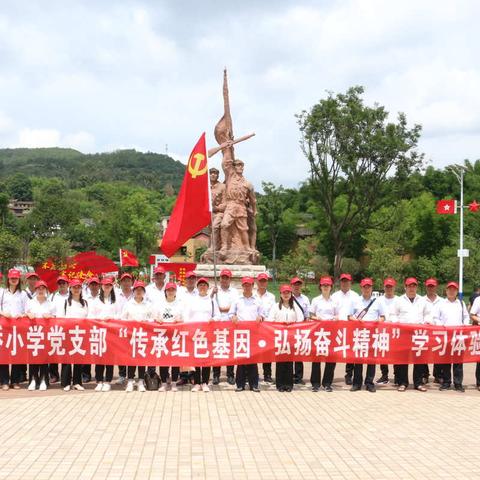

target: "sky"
[0,0,479,190]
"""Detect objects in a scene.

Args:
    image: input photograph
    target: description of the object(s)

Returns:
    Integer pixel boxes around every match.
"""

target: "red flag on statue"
[119,249,139,267]
[161,133,211,257]
[436,199,456,214]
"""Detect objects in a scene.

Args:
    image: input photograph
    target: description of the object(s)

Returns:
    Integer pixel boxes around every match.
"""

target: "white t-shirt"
[377,295,398,322]
[183,295,220,322]
[88,297,122,320]
[350,296,385,321]
[268,303,304,323]
[215,286,240,320]
[228,295,264,321]
[292,293,310,318]
[50,291,70,318]
[145,282,166,305]
[116,289,134,315]
[331,289,360,320]
[433,298,469,326]
[310,295,339,320]
[26,298,55,318]
[154,298,184,323]
[425,294,443,306]
[64,299,89,319]
[255,290,276,319]
[121,299,154,321]
[0,289,28,317]
[390,294,432,324]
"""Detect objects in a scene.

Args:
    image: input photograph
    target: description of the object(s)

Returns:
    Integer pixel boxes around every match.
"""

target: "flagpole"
[206,148,218,289]
[459,167,464,301]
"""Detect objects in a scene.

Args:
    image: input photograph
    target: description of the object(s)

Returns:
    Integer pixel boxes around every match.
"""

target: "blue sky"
[0,0,479,189]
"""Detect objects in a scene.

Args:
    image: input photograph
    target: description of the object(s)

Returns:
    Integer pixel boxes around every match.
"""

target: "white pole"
[459,168,464,300]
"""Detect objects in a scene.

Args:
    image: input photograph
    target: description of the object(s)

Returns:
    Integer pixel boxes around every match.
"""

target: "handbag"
[144,371,160,391]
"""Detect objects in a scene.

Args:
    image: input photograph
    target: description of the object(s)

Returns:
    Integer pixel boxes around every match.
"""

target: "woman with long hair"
[268,284,304,392]
[61,279,89,392]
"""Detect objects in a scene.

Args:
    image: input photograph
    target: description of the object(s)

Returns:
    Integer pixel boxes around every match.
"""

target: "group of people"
[1,266,479,394]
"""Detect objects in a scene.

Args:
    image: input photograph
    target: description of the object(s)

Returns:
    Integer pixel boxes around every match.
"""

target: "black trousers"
[395,364,424,388]
[433,364,442,380]
[61,364,82,387]
[310,362,336,387]
[194,367,211,385]
[95,365,114,383]
[353,364,375,386]
[49,363,59,379]
[345,363,354,377]
[380,364,388,376]
[294,362,303,381]
[160,367,180,383]
[118,365,127,378]
[236,364,259,389]
[127,366,146,380]
[476,363,480,387]
[212,366,234,377]
[82,364,91,378]
[0,365,9,385]
[438,363,463,387]
[11,364,26,384]
[275,362,293,389]
[262,363,272,377]
[29,364,48,384]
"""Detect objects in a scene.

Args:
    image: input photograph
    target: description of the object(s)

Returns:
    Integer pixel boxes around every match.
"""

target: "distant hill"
[0,147,185,191]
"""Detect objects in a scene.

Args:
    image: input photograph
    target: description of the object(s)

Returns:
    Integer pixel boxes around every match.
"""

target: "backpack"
[144,371,160,391]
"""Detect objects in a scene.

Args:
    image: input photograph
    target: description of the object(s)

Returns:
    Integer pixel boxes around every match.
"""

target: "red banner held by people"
[1,317,480,366]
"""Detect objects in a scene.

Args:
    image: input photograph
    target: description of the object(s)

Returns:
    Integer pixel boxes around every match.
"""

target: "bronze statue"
[201,70,260,265]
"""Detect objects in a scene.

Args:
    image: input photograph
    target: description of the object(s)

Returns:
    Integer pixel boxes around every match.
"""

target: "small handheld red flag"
[119,249,139,267]
[160,133,211,257]
[436,199,456,214]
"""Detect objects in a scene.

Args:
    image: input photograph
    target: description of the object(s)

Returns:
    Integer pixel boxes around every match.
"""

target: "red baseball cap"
[319,276,333,286]
[220,269,232,278]
[425,278,438,287]
[133,280,146,290]
[360,278,374,287]
[404,277,418,286]
[153,265,166,275]
[57,275,69,283]
[196,277,209,286]
[120,273,133,281]
[280,284,292,293]
[69,279,82,287]
[87,276,100,285]
[7,269,21,279]
[290,277,303,285]
[241,276,255,285]
[257,272,269,281]
[383,277,397,287]
[185,271,197,279]
[34,280,48,290]
[26,272,39,279]
[165,282,177,290]
[446,281,459,290]
[340,273,352,281]
[101,276,115,285]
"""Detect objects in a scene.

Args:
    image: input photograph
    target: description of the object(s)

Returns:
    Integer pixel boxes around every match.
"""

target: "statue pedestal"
[195,264,267,288]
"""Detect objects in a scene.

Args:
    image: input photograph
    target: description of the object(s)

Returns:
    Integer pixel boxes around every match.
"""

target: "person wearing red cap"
[229,277,264,392]
[0,269,28,389]
[290,277,309,385]
[470,293,480,391]
[154,282,183,392]
[184,278,220,392]
[177,271,199,301]
[331,273,360,385]
[122,281,153,392]
[433,282,469,392]
[390,277,433,392]
[309,276,338,392]
[115,273,134,384]
[375,278,399,385]
[61,280,89,392]
[268,285,304,392]
[25,271,40,299]
[211,269,238,385]
[26,281,55,391]
[89,277,121,392]
[348,278,385,392]
[82,277,102,383]
[146,265,167,305]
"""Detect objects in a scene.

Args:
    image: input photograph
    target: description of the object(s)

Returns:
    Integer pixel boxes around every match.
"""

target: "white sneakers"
[171,384,178,392]
[191,384,202,392]
[158,385,167,392]
[28,380,48,391]
[39,381,47,391]
[202,383,210,392]
[102,383,111,392]
[73,384,84,391]
[137,380,146,392]
[94,383,103,392]
[125,380,134,392]
[28,380,36,391]
[63,385,71,392]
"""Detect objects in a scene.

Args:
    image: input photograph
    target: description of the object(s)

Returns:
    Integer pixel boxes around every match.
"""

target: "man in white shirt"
[83,276,101,383]
[376,277,398,385]
[349,278,385,392]
[255,272,276,383]
[211,269,239,385]
[229,277,263,392]
[177,271,199,302]
[116,273,134,384]
[291,277,309,384]
[390,277,432,392]
[331,273,360,385]
[424,278,443,385]
[433,281,469,392]
[146,265,166,305]
[25,272,39,300]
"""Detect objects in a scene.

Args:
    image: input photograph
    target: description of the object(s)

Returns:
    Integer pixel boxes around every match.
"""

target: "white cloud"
[17,128,61,148]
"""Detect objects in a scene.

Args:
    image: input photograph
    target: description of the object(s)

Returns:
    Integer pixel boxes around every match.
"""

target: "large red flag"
[119,248,139,267]
[161,133,211,257]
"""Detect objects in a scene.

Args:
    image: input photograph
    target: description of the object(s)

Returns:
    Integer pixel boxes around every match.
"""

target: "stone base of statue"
[201,247,260,265]
[195,263,267,288]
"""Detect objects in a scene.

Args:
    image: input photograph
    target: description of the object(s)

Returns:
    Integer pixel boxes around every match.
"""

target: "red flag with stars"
[436,199,456,214]
[119,249,139,267]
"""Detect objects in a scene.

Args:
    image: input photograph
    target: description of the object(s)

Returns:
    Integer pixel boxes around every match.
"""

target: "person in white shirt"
[122,280,153,392]
[331,273,360,385]
[184,278,220,392]
[290,277,309,385]
[82,277,101,383]
[154,282,183,392]
[146,265,166,305]
[61,279,89,392]
[255,272,276,384]
[349,278,385,393]
[269,284,304,392]
[376,277,399,385]
[469,293,480,391]
[309,276,339,392]
[115,272,134,384]
[26,281,55,391]
[177,271,199,302]
[24,272,39,300]
[424,277,443,385]
[390,277,432,392]
[211,269,239,385]
[229,277,264,392]
[433,281,469,392]
[0,268,28,390]
[89,277,120,392]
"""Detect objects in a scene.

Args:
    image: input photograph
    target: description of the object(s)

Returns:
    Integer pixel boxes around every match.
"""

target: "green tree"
[297,86,423,278]
[29,236,72,266]
[7,173,33,201]
[0,230,21,272]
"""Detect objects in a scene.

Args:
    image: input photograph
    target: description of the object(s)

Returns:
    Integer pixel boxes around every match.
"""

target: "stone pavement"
[1,363,480,480]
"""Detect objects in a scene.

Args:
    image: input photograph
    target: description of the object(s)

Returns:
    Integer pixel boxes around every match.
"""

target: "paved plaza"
[1,363,479,480]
